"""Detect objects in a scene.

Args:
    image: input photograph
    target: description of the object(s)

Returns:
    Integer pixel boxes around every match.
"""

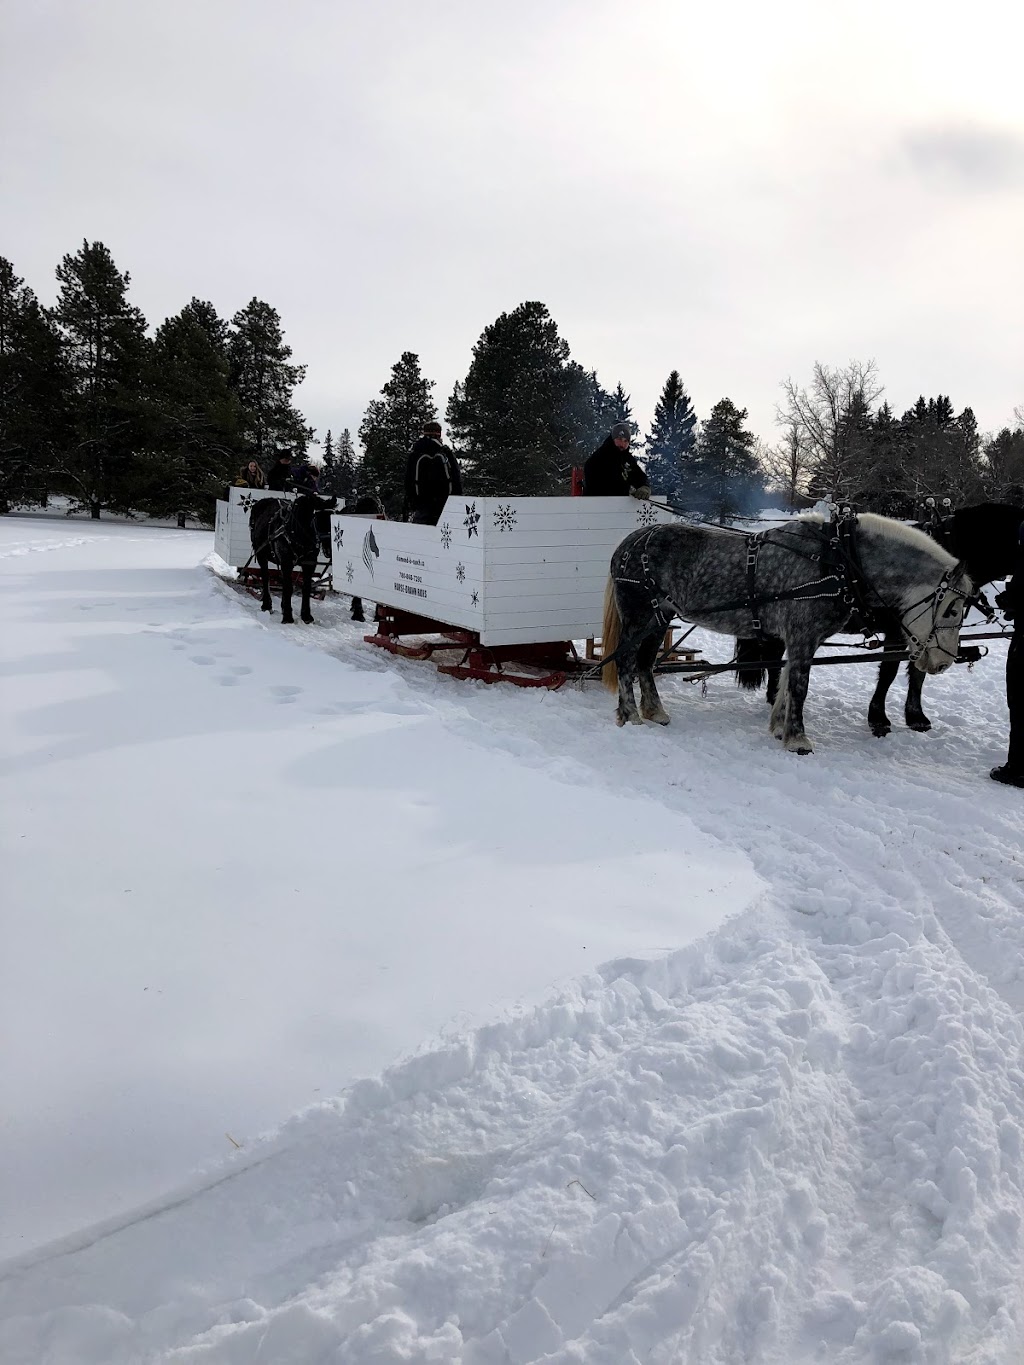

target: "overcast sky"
[2,0,1023,459]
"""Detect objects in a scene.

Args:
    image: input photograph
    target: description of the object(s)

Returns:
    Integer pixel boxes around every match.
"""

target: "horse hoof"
[281,617,294,625]
[301,614,314,624]
[615,713,626,728]
[870,723,891,738]
[261,602,272,613]
[785,736,814,754]
[907,719,931,733]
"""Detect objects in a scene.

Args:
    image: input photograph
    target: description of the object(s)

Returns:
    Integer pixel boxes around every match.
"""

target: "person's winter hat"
[422,421,442,436]
[611,422,631,440]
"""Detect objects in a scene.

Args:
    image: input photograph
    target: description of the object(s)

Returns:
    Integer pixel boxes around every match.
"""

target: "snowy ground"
[1,517,1023,1364]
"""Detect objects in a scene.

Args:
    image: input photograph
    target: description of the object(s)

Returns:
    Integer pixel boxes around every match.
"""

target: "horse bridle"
[895,565,974,664]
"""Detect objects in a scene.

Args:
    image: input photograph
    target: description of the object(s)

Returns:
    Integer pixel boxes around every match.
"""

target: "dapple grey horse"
[601,513,972,754]
[736,503,1020,736]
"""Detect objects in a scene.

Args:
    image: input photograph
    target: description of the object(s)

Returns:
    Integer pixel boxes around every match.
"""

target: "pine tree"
[896,395,984,509]
[228,299,313,464]
[52,240,151,518]
[137,298,241,522]
[859,401,910,515]
[644,371,696,501]
[358,352,437,516]
[446,302,593,495]
[984,426,1024,501]
[336,427,357,500]
[610,382,639,437]
[693,398,762,522]
[0,258,67,512]
[320,428,337,494]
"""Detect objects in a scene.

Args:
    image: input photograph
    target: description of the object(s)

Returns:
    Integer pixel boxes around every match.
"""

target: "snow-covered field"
[1,516,1023,1364]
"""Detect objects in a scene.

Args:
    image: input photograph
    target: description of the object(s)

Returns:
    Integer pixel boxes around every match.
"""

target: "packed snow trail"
[2,518,1023,1363]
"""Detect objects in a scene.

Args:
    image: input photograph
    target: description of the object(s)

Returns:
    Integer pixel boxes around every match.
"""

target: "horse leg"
[300,562,315,624]
[769,664,790,738]
[780,657,814,754]
[765,638,784,705]
[868,627,901,736]
[613,613,652,727]
[256,549,273,613]
[279,547,295,624]
[904,663,930,731]
[616,636,643,726]
[638,631,670,724]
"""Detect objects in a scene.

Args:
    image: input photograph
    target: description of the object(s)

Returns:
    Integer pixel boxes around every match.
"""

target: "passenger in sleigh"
[583,422,651,499]
[232,457,266,490]
[267,450,295,492]
[404,422,462,525]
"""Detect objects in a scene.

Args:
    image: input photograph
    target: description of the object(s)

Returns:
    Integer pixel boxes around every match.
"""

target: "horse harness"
[254,497,320,562]
[614,510,971,661]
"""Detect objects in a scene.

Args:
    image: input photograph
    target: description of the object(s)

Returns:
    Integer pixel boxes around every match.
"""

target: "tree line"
[357,302,764,521]
[768,361,1024,516]
[0,241,312,519]
[3,244,1022,523]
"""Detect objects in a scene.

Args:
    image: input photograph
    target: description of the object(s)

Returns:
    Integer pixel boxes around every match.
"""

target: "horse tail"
[734,638,766,690]
[602,577,621,692]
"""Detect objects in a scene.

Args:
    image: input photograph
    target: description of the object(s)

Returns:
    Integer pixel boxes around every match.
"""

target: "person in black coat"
[583,422,651,498]
[267,451,294,492]
[991,518,1024,787]
[404,422,462,524]
[292,462,320,494]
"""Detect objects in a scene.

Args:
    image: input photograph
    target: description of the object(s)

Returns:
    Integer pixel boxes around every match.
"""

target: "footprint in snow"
[217,666,253,687]
[269,684,302,703]
[189,655,216,666]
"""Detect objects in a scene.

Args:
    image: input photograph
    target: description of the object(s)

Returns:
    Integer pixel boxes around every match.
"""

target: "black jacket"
[404,438,462,521]
[267,460,294,492]
[583,438,649,496]
[997,529,1024,622]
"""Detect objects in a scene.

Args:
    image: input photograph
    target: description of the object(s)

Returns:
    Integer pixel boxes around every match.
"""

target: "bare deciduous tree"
[760,416,813,509]
[777,360,883,501]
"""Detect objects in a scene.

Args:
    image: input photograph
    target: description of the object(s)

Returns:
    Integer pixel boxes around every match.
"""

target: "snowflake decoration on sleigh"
[471,590,479,606]
[345,560,354,583]
[455,561,466,584]
[440,522,452,550]
[238,492,255,514]
[493,504,517,532]
[636,501,658,526]
[333,524,344,549]
[463,503,480,538]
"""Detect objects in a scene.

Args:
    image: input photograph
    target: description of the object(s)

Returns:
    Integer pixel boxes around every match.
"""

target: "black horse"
[249,493,335,624]
[602,513,971,754]
[736,503,1020,737]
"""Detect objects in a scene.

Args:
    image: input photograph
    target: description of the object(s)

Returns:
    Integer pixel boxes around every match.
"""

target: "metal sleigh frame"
[362,602,1002,690]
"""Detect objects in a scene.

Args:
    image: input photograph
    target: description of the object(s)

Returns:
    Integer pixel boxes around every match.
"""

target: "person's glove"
[995,589,1015,621]
[630,484,652,500]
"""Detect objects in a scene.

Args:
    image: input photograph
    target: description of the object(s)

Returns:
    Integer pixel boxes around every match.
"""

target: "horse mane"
[854,512,959,570]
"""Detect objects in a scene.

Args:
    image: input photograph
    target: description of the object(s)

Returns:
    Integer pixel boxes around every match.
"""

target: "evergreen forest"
[2,245,1022,524]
